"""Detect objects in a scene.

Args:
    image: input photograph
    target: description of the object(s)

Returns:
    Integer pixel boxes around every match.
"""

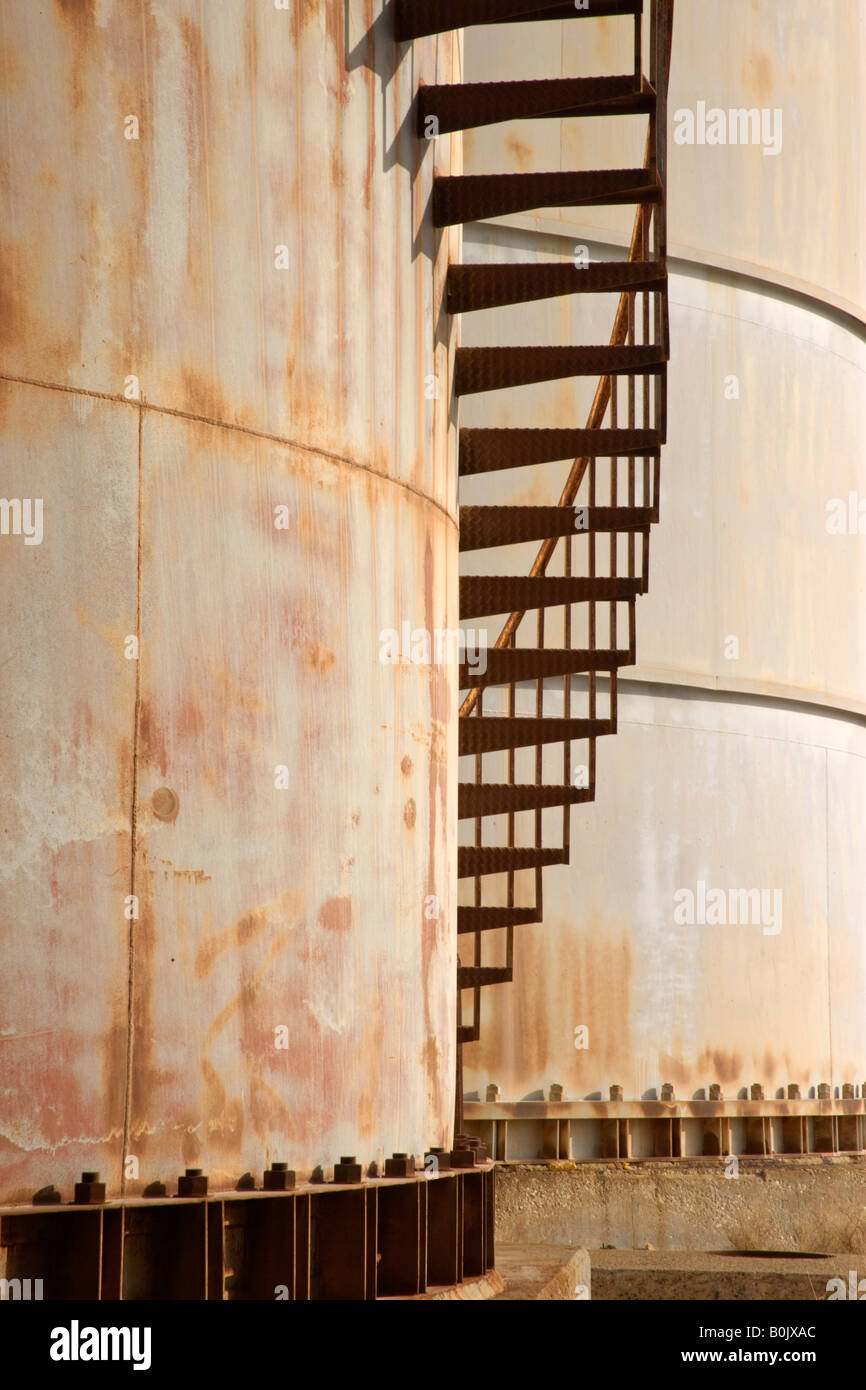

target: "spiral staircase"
[396,0,673,1109]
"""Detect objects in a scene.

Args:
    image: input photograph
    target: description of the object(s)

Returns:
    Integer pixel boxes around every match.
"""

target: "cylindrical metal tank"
[459,0,866,1133]
[0,0,461,1201]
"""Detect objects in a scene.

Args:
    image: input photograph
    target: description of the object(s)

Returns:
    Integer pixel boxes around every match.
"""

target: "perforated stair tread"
[457,905,542,935]
[433,169,661,226]
[459,782,594,819]
[459,844,569,878]
[395,0,642,41]
[455,343,666,395]
[459,573,645,617]
[448,260,666,313]
[457,965,514,988]
[418,74,655,134]
[459,715,613,755]
[460,425,660,473]
[460,505,654,550]
[460,646,632,688]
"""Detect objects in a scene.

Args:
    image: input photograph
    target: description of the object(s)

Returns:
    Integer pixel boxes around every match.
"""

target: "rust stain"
[317,896,352,933]
[479,917,633,1088]
[153,859,211,884]
[179,366,230,426]
[505,133,532,171]
[657,1052,692,1088]
[248,1076,291,1136]
[138,702,168,778]
[0,273,32,357]
[195,889,302,979]
[698,1049,745,1084]
[55,0,95,24]
[357,1090,375,1139]
[0,38,24,92]
[742,50,774,103]
[201,1058,244,1151]
[174,698,205,744]
[307,642,335,674]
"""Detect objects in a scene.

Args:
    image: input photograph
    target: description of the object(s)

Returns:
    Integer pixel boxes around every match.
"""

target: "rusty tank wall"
[458,1,866,1117]
[0,1,460,1202]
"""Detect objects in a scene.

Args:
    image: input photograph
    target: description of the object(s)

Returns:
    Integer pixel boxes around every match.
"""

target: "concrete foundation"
[495,1159,866,1256]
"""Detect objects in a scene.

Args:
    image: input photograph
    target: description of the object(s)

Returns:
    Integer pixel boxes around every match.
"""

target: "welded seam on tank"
[467,221,866,340]
[0,372,459,529]
[612,677,866,732]
[490,676,866,736]
[121,402,144,1197]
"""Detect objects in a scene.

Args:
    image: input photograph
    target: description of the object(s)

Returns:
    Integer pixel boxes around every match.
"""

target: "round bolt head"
[152,787,179,820]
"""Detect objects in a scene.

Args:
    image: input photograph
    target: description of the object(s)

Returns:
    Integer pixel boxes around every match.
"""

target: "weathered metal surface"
[0,0,461,1203]
[130,416,456,1189]
[457,0,866,1106]
[0,383,137,1204]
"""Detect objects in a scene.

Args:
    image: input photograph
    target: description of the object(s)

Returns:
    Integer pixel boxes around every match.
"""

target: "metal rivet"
[152,787,179,819]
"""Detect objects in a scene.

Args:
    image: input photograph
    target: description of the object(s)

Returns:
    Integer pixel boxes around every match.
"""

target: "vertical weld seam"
[122,400,145,1194]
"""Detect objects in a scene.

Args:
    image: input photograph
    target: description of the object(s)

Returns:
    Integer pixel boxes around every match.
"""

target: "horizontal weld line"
[0,372,458,531]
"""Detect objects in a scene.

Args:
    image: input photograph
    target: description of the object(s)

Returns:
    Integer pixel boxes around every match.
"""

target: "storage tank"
[0,0,466,1288]
[460,0,866,1160]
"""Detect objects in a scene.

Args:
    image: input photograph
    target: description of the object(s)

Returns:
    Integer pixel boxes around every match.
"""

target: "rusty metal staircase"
[396,0,673,1066]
